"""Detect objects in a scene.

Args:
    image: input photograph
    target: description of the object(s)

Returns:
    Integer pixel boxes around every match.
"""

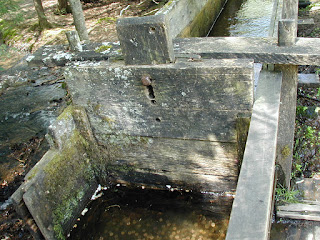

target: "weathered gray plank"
[89,107,240,142]
[298,18,315,26]
[276,65,298,188]
[174,37,320,65]
[298,74,320,87]
[65,59,253,142]
[116,14,174,65]
[226,71,282,240]
[282,0,298,20]
[66,60,253,110]
[277,202,320,221]
[156,0,227,38]
[276,0,299,188]
[105,137,238,192]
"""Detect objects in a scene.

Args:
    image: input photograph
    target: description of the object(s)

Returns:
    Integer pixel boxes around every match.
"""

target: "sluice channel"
[65,0,278,239]
[4,0,309,239]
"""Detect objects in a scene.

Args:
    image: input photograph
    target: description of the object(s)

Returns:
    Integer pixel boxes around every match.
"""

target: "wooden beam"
[116,14,174,65]
[277,202,320,221]
[276,0,298,188]
[298,74,320,87]
[174,37,320,65]
[226,71,282,240]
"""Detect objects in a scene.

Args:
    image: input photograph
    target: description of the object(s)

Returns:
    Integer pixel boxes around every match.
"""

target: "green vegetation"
[293,87,320,179]
[97,16,116,24]
[94,44,112,53]
[0,0,24,43]
[275,184,300,204]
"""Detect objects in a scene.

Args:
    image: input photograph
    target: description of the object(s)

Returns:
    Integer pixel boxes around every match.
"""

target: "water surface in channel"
[208,0,274,37]
[68,187,232,240]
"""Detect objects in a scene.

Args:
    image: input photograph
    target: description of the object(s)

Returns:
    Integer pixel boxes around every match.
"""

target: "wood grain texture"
[277,202,320,221]
[66,60,254,142]
[174,37,320,65]
[104,137,238,192]
[65,59,253,192]
[226,71,282,240]
[116,14,174,65]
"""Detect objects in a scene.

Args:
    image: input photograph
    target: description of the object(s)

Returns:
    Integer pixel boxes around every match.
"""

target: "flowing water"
[208,0,274,37]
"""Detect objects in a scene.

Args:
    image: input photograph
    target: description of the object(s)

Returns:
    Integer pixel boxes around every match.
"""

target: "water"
[208,0,274,37]
[68,186,232,240]
[270,219,320,239]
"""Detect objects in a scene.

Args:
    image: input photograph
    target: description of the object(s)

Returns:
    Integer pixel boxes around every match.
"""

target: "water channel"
[69,0,277,239]
[0,0,299,239]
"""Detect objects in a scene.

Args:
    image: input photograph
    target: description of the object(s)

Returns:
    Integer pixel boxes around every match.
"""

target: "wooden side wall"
[65,59,254,192]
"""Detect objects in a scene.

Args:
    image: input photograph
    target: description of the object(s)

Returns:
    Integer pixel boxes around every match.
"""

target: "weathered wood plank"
[105,137,239,192]
[89,107,241,142]
[174,37,320,65]
[226,71,282,240]
[65,59,253,142]
[156,0,227,38]
[298,74,320,87]
[276,65,298,188]
[276,0,299,188]
[116,14,174,65]
[282,0,298,20]
[277,202,320,221]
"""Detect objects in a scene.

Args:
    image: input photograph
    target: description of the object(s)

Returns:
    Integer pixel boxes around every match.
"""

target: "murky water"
[68,186,232,240]
[208,0,274,37]
[270,219,320,239]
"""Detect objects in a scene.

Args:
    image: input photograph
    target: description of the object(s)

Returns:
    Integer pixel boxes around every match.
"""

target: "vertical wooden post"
[65,31,83,52]
[116,14,175,65]
[276,0,298,188]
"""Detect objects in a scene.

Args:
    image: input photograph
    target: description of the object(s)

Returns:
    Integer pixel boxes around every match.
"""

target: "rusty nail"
[141,74,152,86]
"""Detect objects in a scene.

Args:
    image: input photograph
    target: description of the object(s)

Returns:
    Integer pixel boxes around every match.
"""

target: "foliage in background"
[0,0,24,44]
[293,87,320,179]
[0,0,20,15]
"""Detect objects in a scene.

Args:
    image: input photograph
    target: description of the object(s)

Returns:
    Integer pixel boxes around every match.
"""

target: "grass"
[275,184,300,204]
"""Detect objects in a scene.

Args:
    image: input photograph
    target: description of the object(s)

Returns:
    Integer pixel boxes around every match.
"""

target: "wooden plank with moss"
[20,106,101,240]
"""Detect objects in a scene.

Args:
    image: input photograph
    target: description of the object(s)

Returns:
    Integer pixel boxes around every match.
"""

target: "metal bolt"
[141,74,152,86]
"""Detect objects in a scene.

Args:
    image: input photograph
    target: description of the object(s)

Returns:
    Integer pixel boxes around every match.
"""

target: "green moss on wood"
[95,45,112,53]
[57,105,74,121]
[42,128,95,239]
[281,145,291,158]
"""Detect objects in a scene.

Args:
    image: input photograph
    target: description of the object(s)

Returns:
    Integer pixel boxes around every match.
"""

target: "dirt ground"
[0,0,167,70]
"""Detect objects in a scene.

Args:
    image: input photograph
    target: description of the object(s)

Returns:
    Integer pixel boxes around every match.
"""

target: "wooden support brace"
[226,71,282,240]
[116,14,175,65]
[278,19,296,46]
[276,0,299,188]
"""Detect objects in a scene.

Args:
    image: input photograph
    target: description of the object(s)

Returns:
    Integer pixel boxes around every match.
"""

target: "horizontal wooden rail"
[226,71,282,240]
[174,37,320,65]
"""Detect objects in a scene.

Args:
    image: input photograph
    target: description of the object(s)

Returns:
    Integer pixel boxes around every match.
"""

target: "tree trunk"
[68,0,89,41]
[57,0,71,13]
[33,0,52,29]
[0,31,3,44]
